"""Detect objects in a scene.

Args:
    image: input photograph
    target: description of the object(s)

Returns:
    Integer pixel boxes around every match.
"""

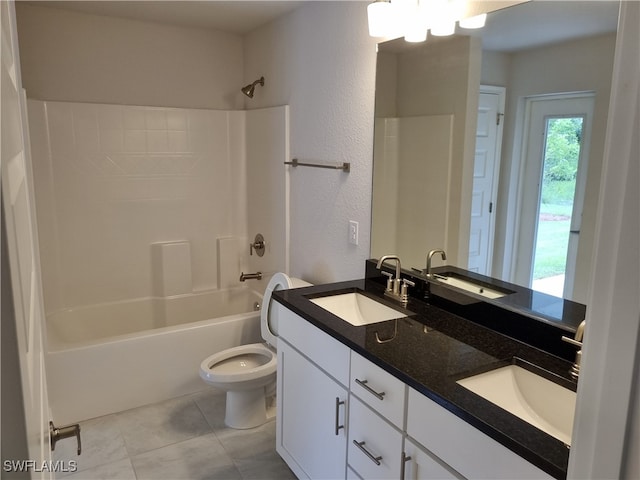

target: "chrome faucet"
[376,255,414,306]
[426,249,447,277]
[239,272,262,282]
[562,320,585,380]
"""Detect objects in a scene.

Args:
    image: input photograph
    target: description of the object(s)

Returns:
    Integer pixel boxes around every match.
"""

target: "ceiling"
[481,0,619,52]
[21,1,303,34]
[21,0,619,49]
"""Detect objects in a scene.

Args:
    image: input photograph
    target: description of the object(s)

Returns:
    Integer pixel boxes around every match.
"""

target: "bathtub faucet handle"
[250,233,266,257]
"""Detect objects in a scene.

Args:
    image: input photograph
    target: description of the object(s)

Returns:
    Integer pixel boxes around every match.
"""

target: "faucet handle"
[400,278,415,296]
[562,336,583,348]
[562,320,586,348]
[381,271,394,291]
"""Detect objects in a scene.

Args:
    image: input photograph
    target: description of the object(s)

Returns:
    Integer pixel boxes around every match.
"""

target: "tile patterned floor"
[52,389,296,480]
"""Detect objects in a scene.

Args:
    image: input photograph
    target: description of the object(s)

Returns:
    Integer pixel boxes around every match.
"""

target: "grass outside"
[532,202,573,280]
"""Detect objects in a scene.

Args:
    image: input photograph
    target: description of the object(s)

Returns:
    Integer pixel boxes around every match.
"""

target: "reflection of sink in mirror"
[457,364,576,445]
[432,273,513,299]
[309,292,407,327]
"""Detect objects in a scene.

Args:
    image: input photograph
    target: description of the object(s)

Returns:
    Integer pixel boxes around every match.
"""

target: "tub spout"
[240,272,262,282]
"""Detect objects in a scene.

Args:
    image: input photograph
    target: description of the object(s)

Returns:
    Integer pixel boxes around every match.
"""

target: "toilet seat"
[199,343,276,387]
[198,273,312,429]
[261,272,312,347]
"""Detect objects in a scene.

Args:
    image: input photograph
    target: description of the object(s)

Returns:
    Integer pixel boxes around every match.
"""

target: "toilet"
[199,272,311,429]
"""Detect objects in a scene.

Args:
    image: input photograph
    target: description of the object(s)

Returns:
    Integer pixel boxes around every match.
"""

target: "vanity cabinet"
[276,301,555,480]
[276,304,350,479]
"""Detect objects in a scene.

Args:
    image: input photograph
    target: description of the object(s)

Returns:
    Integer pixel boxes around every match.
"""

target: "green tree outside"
[533,117,583,281]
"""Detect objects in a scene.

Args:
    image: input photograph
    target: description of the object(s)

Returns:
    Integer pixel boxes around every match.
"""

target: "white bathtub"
[46,287,263,424]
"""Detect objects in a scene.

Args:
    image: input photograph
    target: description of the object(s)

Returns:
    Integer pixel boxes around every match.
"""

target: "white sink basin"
[433,275,509,299]
[457,365,576,445]
[310,292,407,327]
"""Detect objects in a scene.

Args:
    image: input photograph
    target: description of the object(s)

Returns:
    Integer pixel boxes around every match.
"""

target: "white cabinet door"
[277,341,348,479]
[403,437,462,480]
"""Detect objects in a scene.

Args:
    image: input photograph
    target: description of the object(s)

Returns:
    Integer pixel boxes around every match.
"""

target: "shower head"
[241,76,265,98]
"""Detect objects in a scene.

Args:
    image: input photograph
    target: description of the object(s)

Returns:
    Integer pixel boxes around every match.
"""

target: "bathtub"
[46,287,263,424]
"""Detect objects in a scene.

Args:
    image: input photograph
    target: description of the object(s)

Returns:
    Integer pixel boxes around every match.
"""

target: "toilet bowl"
[199,272,311,429]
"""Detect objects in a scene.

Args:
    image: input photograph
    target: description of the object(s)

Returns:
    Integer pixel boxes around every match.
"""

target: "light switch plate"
[349,220,359,245]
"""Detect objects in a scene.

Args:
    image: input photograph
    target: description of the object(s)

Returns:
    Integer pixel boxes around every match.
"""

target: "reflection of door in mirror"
[371,1,619,303]
[513,93,594,300]
[468,86,505,275]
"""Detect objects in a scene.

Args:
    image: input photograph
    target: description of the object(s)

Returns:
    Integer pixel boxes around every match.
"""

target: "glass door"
[514,93,594,299]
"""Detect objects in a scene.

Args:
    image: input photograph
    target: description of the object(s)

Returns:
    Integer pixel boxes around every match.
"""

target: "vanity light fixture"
[367,0,486,43]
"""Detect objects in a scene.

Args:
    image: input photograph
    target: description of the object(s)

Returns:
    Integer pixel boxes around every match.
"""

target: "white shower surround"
[28,100,289,310]
[27,99,289,422]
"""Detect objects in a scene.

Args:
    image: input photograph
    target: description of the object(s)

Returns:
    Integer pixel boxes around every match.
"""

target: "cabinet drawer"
[407,388,553,479]
[276,303,350,386]
[350,351,406,427]
[348,396,402,479]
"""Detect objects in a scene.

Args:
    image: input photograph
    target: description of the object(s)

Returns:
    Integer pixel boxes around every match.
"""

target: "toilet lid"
[261,272,311,347]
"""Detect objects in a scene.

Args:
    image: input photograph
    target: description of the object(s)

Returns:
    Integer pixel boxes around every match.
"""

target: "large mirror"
[371,1,619,304]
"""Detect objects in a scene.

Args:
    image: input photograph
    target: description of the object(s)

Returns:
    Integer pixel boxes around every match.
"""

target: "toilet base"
[225,388,274,429]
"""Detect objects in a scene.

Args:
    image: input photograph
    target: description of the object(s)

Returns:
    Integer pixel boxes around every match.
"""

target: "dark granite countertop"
[273,278,576,480]
[424,265,586,333]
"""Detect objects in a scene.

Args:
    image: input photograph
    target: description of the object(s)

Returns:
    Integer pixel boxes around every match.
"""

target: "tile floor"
[52,388,296,480]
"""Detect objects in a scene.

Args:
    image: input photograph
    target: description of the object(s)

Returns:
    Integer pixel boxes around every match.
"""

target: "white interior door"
[1,1,52,475]
[468,86,505,275]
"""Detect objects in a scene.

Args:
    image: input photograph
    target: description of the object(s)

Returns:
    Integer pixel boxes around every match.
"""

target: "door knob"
[50,421,81,455]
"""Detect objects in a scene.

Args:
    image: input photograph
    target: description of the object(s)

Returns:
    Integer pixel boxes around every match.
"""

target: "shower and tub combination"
[27,91,291,424]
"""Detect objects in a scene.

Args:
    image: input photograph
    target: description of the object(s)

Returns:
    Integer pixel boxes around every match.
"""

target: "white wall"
[243,1,377,284]
[15,3,244,109]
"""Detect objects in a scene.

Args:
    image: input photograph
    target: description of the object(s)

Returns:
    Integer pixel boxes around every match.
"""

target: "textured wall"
[244,2,378,284]
[16,3,244,109]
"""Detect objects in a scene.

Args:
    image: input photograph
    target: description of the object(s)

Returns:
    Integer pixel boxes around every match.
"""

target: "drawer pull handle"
[334,397,345,436]
[353,440,382,466]
[401,451,412,479]
[355,378,386,400]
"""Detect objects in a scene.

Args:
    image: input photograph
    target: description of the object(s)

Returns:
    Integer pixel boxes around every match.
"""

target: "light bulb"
[459,13,487,29]
[367,1,392,37]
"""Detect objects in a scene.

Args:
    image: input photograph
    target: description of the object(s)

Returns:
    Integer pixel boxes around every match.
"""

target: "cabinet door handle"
[400,451,412,479]
[355,378,386,400]
[335,397,345,436]
[353,440,382,465]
